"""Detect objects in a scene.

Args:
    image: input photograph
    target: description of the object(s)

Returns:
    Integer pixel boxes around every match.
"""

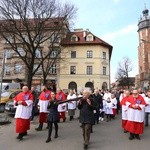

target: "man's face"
[22,86,28,93]
[132,90,138,98]
[42,86,47,91]
[147,92,150,97]
[83,91,90,99]
[125,91,130,97]
[57,89,61,93]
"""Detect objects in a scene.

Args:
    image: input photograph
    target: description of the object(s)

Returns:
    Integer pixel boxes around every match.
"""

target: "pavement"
[0,112,150,150]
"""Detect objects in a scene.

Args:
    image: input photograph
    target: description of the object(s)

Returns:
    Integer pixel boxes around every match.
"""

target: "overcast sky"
[64,0,150,82]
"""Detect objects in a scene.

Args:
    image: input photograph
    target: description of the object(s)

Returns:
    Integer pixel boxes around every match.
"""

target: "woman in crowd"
[46,91,59,143]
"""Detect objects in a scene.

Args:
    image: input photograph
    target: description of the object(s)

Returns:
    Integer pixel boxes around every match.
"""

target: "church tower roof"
[138,4,150,31]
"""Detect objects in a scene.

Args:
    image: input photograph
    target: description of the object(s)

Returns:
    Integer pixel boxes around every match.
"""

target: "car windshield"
[1,92,10,97]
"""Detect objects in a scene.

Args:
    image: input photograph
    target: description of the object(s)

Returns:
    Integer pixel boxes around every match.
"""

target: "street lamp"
[0,50,6,103]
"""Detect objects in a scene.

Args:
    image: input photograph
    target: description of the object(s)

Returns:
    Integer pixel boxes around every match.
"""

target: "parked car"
[0,90,21,113]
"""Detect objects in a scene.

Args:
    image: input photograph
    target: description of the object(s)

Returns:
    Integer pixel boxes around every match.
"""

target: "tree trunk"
[25,69,33,90]
[43,74,47,85]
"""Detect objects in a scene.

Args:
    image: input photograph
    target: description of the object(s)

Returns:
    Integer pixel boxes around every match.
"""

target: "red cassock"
[124,95,146,134]
[120,96,129,129]
[14,91,33,133]
[38,90,51,123]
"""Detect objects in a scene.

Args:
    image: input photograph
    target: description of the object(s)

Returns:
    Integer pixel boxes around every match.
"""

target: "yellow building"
[59,29,113,91]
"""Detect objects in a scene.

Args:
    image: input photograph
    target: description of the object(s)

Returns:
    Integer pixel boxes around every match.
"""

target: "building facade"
[0,22,113,91]
[59,29,113,91]
[0,18,68,91]
[137,7,150,89]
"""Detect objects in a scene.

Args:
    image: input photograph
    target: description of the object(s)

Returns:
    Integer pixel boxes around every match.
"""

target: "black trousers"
[47,121,58,139]
[94,110,100,124]
[145,112,150,126]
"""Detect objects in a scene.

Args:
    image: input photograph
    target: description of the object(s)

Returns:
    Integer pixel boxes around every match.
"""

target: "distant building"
[0,24,113,90]
[137,6,150,89]
[115,77,135,90]
[0,17,68,91]
[60,29,113,91]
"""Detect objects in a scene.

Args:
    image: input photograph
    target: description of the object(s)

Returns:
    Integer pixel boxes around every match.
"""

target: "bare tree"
[0,0,77,89]
[116,57,133,88]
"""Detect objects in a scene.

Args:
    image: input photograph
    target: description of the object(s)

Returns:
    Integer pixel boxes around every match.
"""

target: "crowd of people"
[13,85,150,149]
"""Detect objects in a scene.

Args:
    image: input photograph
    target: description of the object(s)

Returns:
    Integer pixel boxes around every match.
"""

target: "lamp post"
[0,50,10,125]
[0,50,6,103]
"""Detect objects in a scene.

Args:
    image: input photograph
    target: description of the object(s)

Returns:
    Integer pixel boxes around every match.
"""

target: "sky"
[64,0,150,82]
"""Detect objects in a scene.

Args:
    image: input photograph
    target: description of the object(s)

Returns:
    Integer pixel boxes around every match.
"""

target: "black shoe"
[80,124,83,128]
[46,138,51,143]
[145,124,148,127]
[84,144,88,149]
[129,133,134,140]
[35,127,42,131]
[16,134,23,140]
[124,130,128,133]
[129,136,134,140]
[54,134,58,138]
[135,134,141,140]
[23,132,27,136]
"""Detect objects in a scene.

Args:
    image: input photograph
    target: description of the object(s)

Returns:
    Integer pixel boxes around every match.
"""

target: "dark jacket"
[93,93,103,110]
[47,99,59,122]
[78,98,95,125]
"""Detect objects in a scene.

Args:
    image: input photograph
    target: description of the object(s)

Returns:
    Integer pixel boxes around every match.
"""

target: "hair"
[51,91,56,95]
[83,88,92,95]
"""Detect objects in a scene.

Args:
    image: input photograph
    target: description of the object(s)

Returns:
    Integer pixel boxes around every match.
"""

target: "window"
[34,64,42,74]
[35,48,41,58]
[50,33,60,43]
[49,64,57,74]
[71,36,78,42]
[71,51,76,58]
[50,48,59,58]
[70,66,76,74]
[87,66,92,75]
[16,47,25,56]
[14,64,22,73]
[87,50,93,58]
[6,36,13,43]
[5,65,11,75]
[103,66,106,75]
[103,52,106,59]
[86,35,93,41]
[5,49,13,59]
[22,34,29,42]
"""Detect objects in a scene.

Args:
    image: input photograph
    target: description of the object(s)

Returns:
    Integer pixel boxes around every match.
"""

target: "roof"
[61,30,113,59]
[0,17,69,31]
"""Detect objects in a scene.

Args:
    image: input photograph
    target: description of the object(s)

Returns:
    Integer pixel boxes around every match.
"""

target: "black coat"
[47,99,59,122]
[93,93,103,110]
[78,98,95,125]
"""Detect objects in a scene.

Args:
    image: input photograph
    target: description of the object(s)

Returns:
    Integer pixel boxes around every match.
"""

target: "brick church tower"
[137,6,150,89]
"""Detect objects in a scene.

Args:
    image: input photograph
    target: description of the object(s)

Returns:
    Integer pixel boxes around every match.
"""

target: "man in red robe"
[14,86,33,140]
[125,89,146,140]
[56,88,67,122]
[35,85,51,131]
[120,90,130,133]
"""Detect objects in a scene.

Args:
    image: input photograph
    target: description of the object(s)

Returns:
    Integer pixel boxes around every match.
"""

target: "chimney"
[74,28,83,32]
[83,30,86,37]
